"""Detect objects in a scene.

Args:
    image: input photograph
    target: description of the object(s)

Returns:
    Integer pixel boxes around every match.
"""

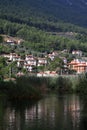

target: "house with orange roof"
[68,59,87,74]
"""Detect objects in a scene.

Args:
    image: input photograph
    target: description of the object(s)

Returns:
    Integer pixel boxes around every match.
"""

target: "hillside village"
[1,1,87,130]
[1,36,87,78]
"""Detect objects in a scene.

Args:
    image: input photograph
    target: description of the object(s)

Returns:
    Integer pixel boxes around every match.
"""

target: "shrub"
[56,77,72,93]
[76,73,87,95]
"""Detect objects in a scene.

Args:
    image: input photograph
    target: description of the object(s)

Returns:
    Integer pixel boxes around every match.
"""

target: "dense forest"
[0,18,87,53]
[0,0,87,53]
[0,0,87,27]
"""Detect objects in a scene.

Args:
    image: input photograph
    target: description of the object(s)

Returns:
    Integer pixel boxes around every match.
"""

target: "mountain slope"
[1,0,87,54]
[0,0,87,27]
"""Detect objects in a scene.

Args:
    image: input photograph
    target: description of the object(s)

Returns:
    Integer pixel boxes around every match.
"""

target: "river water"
[0,94,87,130]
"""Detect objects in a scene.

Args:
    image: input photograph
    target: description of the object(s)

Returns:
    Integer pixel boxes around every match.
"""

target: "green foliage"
[47,77,57,91]
[0,0,87,28]
[0,76,73,100]
[0,57,7,79]
[0,56,17,79]
[0,76,49,100]
[48,57,64,71]
[0,44,11,54]
[56,77,72,93]
[0,36,3,43]
[76,73,87,94]
[0,18,87,53]
[1,75,86,100]
[76,33,87,43]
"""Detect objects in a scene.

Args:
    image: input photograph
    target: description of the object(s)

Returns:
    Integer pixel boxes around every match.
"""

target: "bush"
[56,77,72,93]
[6,77,43,100]
[76,73,87,95]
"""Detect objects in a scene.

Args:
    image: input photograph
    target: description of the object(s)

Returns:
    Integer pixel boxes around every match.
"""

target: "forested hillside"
[0,0,87,53]
[0,0,87,27]
[0,0,87,33]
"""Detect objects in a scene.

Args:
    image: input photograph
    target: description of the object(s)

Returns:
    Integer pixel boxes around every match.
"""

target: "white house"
[38,58,47,66]
[72,50,82,57]
[17,60,24,67]
[48,54,55,61]
[26,59,36,66]
[24,64,33,72]
[6,39,16,46]
[2,54,10,59]
[25,55,34,61]
[48,51,58,61]
[9,53,21,61]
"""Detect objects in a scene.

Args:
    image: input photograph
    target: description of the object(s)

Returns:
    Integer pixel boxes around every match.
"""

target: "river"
[0,94,87,130]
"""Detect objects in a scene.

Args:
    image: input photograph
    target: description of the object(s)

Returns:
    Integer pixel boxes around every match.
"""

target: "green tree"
[0,36,3,43]
[48,57,64,71]
[0,57,7,79]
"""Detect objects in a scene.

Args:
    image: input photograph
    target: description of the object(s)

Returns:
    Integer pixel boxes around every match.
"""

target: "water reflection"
[63,95,82,129]
[0,94,87,130]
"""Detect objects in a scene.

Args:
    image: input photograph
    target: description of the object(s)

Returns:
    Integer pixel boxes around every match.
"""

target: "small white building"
[2,54,10,59]
[9,53,21,61]
[48,54,55,61]
[26,59,36,66]
[24,64,33,72]
[72,50,82,57]
[25,55,34,61]
[37,71,58,77]
[6,39,15,45]
[63,58,67,64]
[48,51,58,61]
[38,58,47,66]
[17,60,24,67]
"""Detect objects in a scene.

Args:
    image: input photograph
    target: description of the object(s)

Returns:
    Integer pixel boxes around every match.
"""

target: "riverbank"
[0,74,87,100]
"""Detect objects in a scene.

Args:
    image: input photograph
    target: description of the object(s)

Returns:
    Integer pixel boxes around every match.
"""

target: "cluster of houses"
[2,35,87,77]
[2,52,58,76]
[3,53,47,71]
[2,50,87,77]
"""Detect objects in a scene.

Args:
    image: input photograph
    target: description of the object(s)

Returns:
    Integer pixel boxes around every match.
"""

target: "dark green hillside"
[0,0,87,53]
[0,0,87,27]
[0,0,87,34]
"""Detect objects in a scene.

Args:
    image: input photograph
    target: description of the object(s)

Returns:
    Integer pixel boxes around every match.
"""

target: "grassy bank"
[0,76,73,100]
[0,74,87,100]
[75,73,87,95]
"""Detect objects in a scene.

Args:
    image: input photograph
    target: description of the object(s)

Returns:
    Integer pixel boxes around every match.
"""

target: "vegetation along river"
[0,94,87,130]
